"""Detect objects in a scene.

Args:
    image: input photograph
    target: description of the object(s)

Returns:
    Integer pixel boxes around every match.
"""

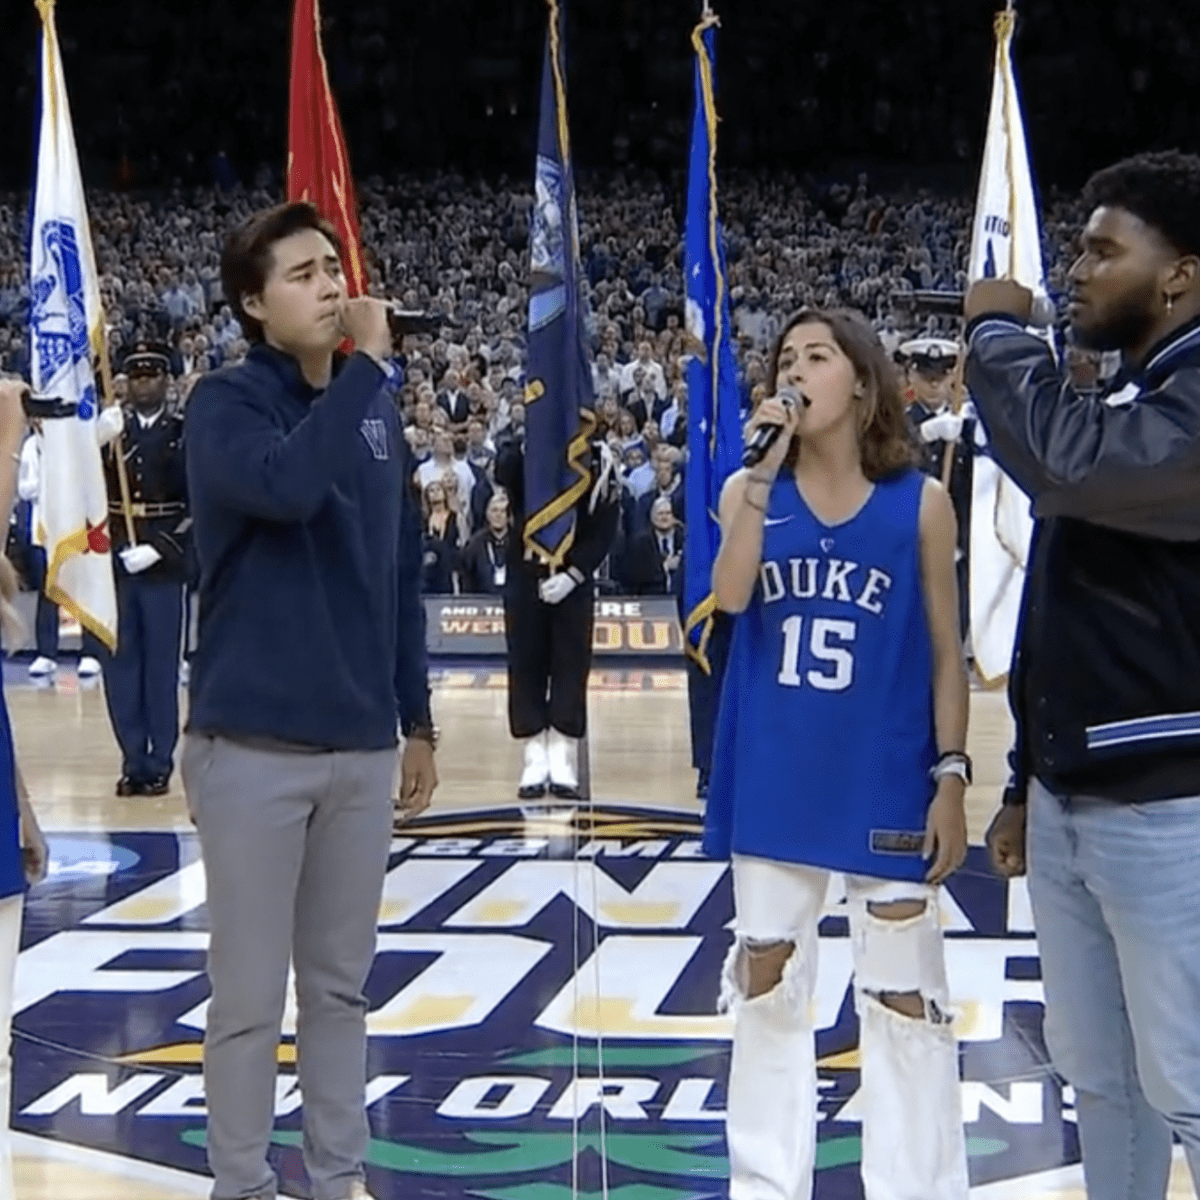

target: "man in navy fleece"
[182,201,436,1200]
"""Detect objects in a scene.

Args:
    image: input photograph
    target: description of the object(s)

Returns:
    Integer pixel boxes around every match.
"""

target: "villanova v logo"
[360,418,389,461]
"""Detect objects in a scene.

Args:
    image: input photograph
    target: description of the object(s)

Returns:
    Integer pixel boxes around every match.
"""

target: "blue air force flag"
[28,0,117,647]
[683,16,743,672]
[966,8,1041,683]
[522,0,594,568]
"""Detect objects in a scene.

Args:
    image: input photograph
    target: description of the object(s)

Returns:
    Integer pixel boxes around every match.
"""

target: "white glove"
[539,573,579,606]
[95,405,125,447]
[589,441,619,514]
[120,544,162,575]
[920,411,964,443]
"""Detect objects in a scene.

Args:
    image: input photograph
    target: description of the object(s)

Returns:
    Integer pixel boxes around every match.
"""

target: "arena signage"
[425,597,685,657]
[15,807,1078,1197]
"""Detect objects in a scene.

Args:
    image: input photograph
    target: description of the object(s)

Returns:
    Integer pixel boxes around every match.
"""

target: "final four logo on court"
[15,807,1077,1197]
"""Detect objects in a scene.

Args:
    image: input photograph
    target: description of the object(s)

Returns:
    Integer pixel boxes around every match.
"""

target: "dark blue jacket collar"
[246,342,351,402]
[1120,312,1200,389]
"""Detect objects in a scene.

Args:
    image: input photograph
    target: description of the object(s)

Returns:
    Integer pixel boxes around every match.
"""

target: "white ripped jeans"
[724,855,968,1200]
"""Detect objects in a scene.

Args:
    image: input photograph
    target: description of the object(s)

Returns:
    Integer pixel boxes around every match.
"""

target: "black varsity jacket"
[966,312,1200,805]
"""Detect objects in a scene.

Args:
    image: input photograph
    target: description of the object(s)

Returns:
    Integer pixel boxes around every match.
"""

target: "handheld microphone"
[385,306,452,338]
[742,386,808,468]
[19,389,77,420]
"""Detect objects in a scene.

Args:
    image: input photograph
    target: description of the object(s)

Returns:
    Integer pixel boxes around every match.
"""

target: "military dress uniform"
[900,338,974,640]
[494,437,619,798]
[103,344,191,796]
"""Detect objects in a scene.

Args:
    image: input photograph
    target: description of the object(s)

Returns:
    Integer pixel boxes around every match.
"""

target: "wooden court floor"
[3,666,1196,1199]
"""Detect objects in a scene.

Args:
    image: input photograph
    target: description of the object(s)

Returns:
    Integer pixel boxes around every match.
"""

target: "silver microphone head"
[777,385,800,411]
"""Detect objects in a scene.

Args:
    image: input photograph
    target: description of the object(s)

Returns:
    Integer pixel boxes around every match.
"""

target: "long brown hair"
[766,307,919,480]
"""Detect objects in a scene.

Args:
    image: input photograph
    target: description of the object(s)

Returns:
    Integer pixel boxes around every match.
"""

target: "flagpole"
[95,317,138,547]
[944,0,1016,484]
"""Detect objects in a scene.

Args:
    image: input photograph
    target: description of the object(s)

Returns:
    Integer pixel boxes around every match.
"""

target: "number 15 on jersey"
[778,615,857,692]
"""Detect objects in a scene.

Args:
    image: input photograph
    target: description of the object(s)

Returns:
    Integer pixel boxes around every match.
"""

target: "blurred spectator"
[632,450,686,536]
[420,480,461,596]
[622,495,684,597]
[459,491,512,595]
[416,430,475,501]
[464,418,495,472]
[437,368,471,428]
[659,382,688,448]
[614,409,644,455]
[623,445,655,499]
[592,352,622,395]
[620,341,667,400]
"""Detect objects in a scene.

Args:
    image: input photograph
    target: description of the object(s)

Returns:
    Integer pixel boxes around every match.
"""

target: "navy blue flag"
[683,14,742,672]
[522,0,594,567]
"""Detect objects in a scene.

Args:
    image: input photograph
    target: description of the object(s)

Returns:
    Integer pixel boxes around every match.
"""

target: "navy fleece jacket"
[184,343,431,750]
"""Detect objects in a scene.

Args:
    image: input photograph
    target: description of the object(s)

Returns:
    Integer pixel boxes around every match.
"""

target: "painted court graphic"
[13,807,1075,1197]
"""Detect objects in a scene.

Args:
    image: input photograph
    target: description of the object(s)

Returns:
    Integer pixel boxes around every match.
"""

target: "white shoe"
[518,730,549,799]
[77,656,102,678]
[28,656,57,677]
[547,727,580,799]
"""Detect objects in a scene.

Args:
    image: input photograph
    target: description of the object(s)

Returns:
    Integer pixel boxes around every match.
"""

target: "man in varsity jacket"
[964,151,1200,1199]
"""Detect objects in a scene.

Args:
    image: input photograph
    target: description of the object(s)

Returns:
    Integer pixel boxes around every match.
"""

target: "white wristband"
[932,758,970,784]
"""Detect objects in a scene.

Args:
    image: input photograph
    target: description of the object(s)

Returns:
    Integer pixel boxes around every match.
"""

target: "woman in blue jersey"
[0,379,50,1195]
[707,309,970,1200]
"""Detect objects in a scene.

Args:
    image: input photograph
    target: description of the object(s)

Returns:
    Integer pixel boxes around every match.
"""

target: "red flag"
[287,0,367,298]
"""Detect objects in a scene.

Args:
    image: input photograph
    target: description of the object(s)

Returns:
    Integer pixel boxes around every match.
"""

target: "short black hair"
[1083,150,1200,258]
[220,201,343,343]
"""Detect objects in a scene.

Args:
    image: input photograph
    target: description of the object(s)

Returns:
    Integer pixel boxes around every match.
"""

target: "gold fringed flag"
[28,0,117,649]
[521,0,595,567]
[966,6,1043,683]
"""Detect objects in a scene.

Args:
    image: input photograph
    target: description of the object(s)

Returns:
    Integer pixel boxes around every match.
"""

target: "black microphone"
[19,389,77,420]
[385,306,453,337]
[742,387,808,468]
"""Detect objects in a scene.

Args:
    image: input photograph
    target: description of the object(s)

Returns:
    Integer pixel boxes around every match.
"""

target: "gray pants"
[182,733,397,1200]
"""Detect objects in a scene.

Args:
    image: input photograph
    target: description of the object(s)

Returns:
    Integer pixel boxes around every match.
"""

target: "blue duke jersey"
[704,469,938,881]
[0,672,25,899]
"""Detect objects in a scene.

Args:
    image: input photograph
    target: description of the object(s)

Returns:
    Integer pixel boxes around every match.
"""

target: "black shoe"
[141,775,171,797]
[548,781,581,800]
[518,782,548,799]
[116,776,142,797]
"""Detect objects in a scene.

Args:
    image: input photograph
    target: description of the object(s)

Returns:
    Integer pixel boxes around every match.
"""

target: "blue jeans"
[1028,777,1200,1200]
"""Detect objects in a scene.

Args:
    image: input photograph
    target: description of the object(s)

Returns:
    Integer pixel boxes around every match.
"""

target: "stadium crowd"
[0,169,1093,597]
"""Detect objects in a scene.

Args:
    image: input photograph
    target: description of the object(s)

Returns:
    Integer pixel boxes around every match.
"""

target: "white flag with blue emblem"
[28,0,117,649]
[966,7,1039,683]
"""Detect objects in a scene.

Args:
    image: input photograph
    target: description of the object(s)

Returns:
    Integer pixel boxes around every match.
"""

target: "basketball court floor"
[3,663,1196,1200]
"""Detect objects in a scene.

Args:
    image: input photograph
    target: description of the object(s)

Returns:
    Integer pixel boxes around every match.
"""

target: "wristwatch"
[406,724,439,749]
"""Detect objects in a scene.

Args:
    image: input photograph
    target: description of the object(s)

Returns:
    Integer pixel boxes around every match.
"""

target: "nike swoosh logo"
[763,515,795,527]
